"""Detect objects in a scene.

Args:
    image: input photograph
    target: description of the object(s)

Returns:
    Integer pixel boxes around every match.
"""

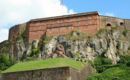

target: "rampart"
[2,64,93,80]
[8,12,130,42]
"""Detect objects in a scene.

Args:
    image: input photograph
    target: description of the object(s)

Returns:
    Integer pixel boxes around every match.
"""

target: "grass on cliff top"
[3,58,86,73]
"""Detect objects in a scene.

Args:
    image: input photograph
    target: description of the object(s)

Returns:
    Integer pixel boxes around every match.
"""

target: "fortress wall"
[2,64,93,80]
[124,19,130,29]
[100,16,125,28]
[9,25,20,41]
[27,14,100,42]
[9,23,26,41]
[70,64,94,80]
[2,67,71,80]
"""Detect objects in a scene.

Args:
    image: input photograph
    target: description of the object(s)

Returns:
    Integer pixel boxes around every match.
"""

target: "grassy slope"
[88,67,130,80]
[3,58,86,73]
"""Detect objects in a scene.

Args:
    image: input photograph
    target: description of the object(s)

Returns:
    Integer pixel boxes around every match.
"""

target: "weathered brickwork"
[26,12,100,42]
[9,23,26,41]
[8,11,130,42]
[2,64,93,80]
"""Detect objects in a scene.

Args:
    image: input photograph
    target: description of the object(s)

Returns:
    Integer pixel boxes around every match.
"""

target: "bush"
[88,55,130,80]
[93,56,112,73]
[42,36,53,44]
[127,61,130,67]
[122,29,128,36]
[116,42,120,49]
[16,30,26,40]
[29,48,39,57]
[103,58,112,65]
[0,53,14,70]
[118,55,130,65]
[72,53,79,58]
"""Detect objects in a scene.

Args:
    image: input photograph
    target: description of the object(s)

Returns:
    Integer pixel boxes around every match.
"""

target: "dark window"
[106,23,112,27]
[76,21,79,29]
[85,16,87,24]
[34,22,37,30]
[85,25,88,29]
[67,18,70,22]
[58,24,61,31]
[67,23,70,30]
[50,24,53,32]
[58,19,61,23]
[34,31,37,35]
[42,22,44,30]
[76,17,79,21]
[120,22,124,26]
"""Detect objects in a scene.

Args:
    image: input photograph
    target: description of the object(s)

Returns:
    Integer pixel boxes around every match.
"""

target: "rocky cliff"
[0,27,130,64]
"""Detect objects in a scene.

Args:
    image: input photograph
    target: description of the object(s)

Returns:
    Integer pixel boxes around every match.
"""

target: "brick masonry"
[8,11,130,42]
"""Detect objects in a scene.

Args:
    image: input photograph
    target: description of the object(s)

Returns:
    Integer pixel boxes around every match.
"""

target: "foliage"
[16,30,26,40]
[3,58,86,73]
[93,56,112,73]
[72,53,79,59]
[128,46,130,50]
[88,67,130,80]
[118,55,130,66]
[116,42,120,49]
[96,28,107,35]
[65,30,88,41]
[42,36,53,44]
[0,40,14,53]
[88,55,130,80]
[122,29,128,36]
[29,47,39,57]
[0,53,14,71]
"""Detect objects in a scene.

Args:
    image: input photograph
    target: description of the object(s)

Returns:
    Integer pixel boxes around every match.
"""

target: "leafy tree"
[0,53,14,71]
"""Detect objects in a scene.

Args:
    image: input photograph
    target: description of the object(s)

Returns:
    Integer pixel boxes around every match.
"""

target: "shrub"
[122,29,128,36]
[96,28,106,35]
[128,46,130,50]
[0,53,14,70]
[29,48,39,57]
[16,30,26,40]
[72,53,79,58]
[116,42,120,49]
[103,58,112,65]
[118,55,129,64]
[42,36,53,44]
[93,56,112,73]
[127,61,130,67]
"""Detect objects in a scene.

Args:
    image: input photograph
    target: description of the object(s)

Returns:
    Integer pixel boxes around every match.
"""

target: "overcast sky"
[0,0,130,42]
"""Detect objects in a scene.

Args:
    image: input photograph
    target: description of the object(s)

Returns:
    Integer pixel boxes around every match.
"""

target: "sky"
[0,0,130,42]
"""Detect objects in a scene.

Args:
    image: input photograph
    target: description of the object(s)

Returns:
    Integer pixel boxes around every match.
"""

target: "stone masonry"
[2,64,93,80]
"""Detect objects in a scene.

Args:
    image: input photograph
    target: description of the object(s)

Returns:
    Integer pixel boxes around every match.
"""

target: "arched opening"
[106,23,112,27]
[120,22,124,26]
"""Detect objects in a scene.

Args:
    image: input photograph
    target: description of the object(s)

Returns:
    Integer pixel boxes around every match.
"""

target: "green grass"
[88,66,130,80]
[2,58,86,73]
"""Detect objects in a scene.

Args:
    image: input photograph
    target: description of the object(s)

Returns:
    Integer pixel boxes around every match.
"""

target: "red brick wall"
[27,14,100,42]
[9,23,26,42]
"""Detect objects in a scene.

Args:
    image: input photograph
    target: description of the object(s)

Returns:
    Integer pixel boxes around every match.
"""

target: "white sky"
[0,0,75,42]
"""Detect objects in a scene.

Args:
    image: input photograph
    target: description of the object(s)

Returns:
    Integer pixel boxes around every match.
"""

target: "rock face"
[0,27,130,64]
